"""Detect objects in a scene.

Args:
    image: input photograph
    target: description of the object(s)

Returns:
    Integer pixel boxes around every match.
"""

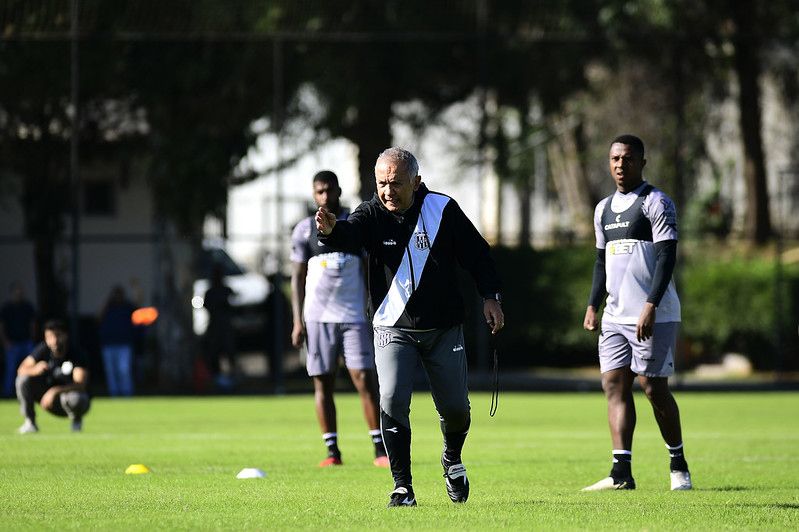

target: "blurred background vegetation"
[1,0,797,390]
[479,245,798,373]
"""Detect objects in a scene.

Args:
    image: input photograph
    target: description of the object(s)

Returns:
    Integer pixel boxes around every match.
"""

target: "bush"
[470,243,799,371]
[464,245,598,368]
[679,250,799,370]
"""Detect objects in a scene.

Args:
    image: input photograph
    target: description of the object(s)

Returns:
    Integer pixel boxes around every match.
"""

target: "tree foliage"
[1,0,798,382]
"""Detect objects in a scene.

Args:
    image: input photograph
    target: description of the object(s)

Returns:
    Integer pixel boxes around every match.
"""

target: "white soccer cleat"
[670,470,692,490]
[581,476,635,491]
[17,419,39,434]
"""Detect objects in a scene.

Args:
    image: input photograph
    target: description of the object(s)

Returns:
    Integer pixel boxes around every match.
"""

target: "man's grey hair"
[376,147,419,178]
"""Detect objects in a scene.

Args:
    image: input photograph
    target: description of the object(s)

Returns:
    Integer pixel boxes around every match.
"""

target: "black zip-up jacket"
[318,183,502,330]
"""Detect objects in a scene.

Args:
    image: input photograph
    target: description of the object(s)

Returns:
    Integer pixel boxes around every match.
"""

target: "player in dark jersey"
[15,319,91,433]
[582,135,692,491]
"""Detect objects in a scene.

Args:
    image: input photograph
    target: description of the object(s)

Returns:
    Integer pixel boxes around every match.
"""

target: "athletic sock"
[442,418,471,465]
[667,442,689,471]
[370,429,387,458]
[610,450,632,479]
[322,432,340,459]
[381,410,412,488]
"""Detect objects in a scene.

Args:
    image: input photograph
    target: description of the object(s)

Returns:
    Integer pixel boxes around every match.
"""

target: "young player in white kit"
[582,135,692,491]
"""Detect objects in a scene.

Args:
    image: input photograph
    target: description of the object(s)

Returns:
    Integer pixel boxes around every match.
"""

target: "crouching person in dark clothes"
[316,147,505,507]
[16,319,90,433]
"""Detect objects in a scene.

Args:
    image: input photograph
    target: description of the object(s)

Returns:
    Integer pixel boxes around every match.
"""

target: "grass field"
[1,390,798,531]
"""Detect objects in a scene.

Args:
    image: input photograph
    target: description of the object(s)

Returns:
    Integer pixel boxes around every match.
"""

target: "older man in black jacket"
[316,147,504,507]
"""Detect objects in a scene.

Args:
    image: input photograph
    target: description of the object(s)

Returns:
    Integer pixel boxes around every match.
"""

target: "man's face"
[609,142,646,193]
[375,160,420,212]
[44,329,68,356]
[313,180,341,212]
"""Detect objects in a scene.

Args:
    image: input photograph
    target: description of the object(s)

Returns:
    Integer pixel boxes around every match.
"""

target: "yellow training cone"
[125,464,152,474]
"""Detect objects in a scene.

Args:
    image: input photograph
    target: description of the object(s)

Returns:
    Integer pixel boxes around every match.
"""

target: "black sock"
[667,443,688,471]
[381,410,412,488]
[370,429,386,458]
[610,450,632,479]
[442,418,471,465]
[323,432,340,459]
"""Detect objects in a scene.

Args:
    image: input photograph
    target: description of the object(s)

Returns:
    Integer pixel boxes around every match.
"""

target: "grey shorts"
[598,321,678,377]
[305,321,375,377]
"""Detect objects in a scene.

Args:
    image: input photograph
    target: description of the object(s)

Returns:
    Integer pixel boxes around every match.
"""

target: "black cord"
[489,348,499,417]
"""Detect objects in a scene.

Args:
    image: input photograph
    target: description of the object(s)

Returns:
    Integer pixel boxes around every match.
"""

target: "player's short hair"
[312,170,339,187]
[43,319,68,334]
[611,135,645,159]
[376,147,419,178]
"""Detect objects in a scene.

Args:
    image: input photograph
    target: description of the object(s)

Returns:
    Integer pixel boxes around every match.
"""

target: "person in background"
[203,264,236,381]
[16,319,90,433]
[316,148,504,507]
[1,281,37,398]
[290,170,387,468]
[582,134,691,491]
[97,285,136,397]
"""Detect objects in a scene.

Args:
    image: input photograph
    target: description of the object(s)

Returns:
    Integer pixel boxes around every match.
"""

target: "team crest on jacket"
[414,232,430,251]
[376,330,392,348]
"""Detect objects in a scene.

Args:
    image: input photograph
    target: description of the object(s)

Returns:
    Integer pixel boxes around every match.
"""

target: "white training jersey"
[290,213,368,324]
[593,182,681,324]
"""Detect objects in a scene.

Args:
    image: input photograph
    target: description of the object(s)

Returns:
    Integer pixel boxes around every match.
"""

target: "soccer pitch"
[1,391,797,530]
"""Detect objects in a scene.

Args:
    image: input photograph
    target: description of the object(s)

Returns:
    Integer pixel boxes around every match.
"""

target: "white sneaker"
[71,419,83,432]
[581,476,635,491]
[670,470,692,490]
[17,420,39,434]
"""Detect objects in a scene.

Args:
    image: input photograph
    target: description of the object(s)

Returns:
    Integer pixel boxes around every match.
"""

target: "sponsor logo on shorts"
[383,239,397,246]
[452,344,464,352]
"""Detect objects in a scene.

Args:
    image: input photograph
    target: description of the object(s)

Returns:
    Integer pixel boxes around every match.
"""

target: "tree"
[477,0,608,244]
[260,1,610,247]
[0,0,283,385]
[593,0,792,245]
[266,1,482,200]
[0,34,93,321]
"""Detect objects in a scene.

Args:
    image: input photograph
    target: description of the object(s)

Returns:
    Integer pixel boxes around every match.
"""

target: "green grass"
[1,391,798,530]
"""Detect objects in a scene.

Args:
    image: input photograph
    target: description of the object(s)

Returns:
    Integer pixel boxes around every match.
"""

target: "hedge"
[467,244,799,371]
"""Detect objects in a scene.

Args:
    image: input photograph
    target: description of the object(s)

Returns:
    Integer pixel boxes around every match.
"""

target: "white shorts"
[305,321,374,377]
[598,321,678,377]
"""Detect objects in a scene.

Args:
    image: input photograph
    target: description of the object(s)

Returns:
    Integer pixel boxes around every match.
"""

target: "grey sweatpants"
[373,325,470,432]
[16,374,91,423]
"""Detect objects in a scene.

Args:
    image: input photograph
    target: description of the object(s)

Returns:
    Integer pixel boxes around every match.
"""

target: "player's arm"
[636,239,677,341]
[70,366,89,392]
[648,240,677,307]
[41,366,88,410]
[17,354,47,376]
[290,261,308,349]
[584,248,607,331]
